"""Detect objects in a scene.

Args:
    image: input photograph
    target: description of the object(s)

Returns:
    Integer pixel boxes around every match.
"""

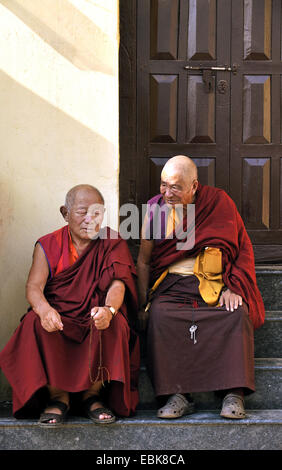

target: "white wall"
[0,0,119,398]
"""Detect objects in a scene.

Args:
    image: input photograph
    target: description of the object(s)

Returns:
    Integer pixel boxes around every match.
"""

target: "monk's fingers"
[49,312,63,330]
[93,311,111,329]
[43,311,63,331]
[225,293,243,312]
[94,319,110,330]
[219,293,224,306]
[232,295,239,311]
[230,294,243,311]
[41,320,58,332]
[41,321,53,332]
[91,307,99,318]
[219,291,231,311]
[91,307,109,317]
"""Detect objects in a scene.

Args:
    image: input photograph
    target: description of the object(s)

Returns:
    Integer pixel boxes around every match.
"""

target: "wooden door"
[130,0,282,262]
[230,0,282,255]
[136,0,232,200]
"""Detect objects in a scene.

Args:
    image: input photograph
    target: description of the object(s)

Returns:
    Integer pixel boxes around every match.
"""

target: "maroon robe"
[0,226,140,417]
[145,184,264,397]
[147,183,265,329]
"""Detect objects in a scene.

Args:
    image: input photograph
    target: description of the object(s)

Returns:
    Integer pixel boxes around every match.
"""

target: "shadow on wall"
[0,69,115,343]
[0,0,116,74]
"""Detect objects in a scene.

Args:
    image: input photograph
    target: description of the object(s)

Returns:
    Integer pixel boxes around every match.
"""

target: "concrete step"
[138,358,282,410]
[0,407,281,450]
[256,266,282,311]
[255,311,282,357]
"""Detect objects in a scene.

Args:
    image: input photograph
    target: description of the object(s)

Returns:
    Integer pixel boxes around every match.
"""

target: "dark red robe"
[145,185,264,396]
[0,226,140,417]
[147,183,265,329]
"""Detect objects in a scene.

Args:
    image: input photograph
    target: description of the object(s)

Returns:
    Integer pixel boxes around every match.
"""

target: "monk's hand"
[137,307,149,331]
[91,307,112,330]
[219,288,242,312]
[38,307,64,332]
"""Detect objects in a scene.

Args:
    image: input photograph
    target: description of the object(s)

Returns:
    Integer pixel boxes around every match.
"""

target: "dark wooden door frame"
[119,0,138,210]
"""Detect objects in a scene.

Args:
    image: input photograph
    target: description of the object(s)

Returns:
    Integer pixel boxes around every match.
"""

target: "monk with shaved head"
[137,155,264,420]
[0,184,139,425]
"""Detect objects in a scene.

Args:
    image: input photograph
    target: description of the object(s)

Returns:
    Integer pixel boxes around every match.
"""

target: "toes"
[99,413,111,420]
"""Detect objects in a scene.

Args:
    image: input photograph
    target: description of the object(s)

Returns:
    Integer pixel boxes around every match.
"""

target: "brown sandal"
[220,393,246,419]
[157,394,195,419]
[83,395,116,424]
[38,400,69,427]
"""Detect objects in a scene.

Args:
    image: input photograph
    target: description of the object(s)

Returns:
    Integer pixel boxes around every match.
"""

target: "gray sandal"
[220,393,246,419]
[157,393,195,419]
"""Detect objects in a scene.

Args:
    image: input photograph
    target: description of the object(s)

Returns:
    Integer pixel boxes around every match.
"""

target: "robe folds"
[0,226,140,417]
[147,183,265,330]
[145,184,265,397]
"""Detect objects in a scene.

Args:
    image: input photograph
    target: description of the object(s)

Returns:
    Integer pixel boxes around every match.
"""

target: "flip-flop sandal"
[83,395,116,424]
[220,393,246,419]
[157,393,195,419]
[38,400,69,427]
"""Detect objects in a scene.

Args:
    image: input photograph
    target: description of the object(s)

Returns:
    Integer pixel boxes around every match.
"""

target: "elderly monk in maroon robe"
[0,184,139,426]
[137,156,265,420]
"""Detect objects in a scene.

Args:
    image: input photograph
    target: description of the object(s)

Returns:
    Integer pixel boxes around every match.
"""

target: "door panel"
[242,75,271,144]
[132,0,282,260]
[150,0,179,60]
[230,0,282,244]
[187,0,217,60]
[186,75,215,143]
[150,74,178,142]
[243,0,272,61]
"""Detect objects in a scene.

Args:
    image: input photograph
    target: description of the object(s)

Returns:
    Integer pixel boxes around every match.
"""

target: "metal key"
[189,324,198,344]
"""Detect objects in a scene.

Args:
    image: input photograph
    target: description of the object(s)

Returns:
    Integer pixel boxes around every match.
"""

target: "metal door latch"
[184,64,238,73]
[184,64,238,93]
[202,69,214,93]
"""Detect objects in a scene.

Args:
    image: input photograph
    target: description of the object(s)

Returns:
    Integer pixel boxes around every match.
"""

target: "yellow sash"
[145,247,223,311]
[193,247,224,306]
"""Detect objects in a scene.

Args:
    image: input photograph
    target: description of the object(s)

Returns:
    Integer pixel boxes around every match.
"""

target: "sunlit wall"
[0,0,119,398]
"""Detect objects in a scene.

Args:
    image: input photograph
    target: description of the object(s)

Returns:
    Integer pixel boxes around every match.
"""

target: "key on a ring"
[189,324,198,344]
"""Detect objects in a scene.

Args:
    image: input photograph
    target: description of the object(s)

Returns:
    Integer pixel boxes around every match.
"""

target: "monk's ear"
[192,180,199,194]
[60,205,69,221]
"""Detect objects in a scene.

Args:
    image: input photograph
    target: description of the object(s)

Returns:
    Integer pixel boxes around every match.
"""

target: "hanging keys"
[189,324,198,344]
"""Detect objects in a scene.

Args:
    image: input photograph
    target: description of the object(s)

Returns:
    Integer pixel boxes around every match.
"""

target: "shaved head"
[64,184,104,211]
[60,185,105,242]
[161,155,198,186]
[160,155,198,205]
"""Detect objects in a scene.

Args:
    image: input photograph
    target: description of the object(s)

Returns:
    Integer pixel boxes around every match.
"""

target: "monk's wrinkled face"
[160,167,198,207]
[64,190,105,240]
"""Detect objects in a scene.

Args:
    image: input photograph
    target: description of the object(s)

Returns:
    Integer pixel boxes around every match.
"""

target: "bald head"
[161,156,198,186]
[160,156,198,205]
[60,184,105,242]
[64,184,104,212]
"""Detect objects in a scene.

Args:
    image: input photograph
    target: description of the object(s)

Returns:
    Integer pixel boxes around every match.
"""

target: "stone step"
[0,408,281,450]
[138,358,282,410]
[256,266,282,311]
[254,311,282,357]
